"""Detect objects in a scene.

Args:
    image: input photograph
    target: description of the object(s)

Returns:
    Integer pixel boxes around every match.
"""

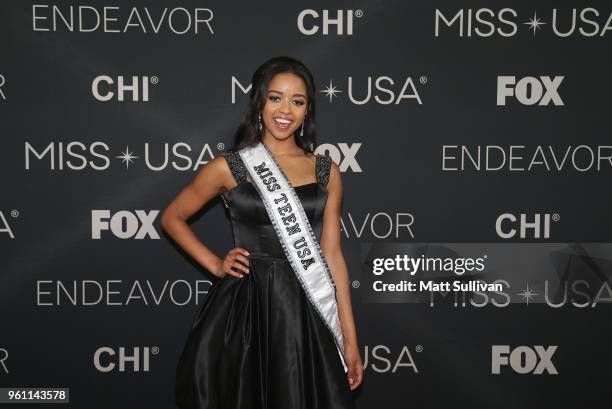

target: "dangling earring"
[300,115,306,136]
[258,112,263,132]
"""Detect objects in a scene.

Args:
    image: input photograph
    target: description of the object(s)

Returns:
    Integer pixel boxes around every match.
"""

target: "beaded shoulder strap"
[316,153,332,188]
[221,150,249,185]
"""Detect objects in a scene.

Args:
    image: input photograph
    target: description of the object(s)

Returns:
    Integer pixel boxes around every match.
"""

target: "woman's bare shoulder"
[191,154,235,193]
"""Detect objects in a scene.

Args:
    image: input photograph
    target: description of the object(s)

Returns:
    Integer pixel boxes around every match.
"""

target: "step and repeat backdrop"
[2,0,612,408]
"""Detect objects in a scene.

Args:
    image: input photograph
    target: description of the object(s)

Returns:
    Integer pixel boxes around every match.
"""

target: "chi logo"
[94,346,158,372]
[495,213,558,239]
[297,9,362,35]
[92,75,157,102]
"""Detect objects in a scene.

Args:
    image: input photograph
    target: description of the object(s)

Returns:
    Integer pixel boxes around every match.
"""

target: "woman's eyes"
[269,95,305,105]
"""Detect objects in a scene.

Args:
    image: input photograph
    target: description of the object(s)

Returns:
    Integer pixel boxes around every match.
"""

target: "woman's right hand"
[214,247,251,279]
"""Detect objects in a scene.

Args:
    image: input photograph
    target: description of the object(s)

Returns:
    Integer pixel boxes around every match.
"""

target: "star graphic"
[524,12,546,35]
[320,80,343,103]
[116,146,139,169]
[516,283,538,305]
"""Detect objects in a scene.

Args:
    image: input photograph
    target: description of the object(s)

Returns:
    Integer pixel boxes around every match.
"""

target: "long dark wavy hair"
[229,56,317,154]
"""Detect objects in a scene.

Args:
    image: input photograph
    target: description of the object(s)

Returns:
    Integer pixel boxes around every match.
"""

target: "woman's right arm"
[160,156,249,279]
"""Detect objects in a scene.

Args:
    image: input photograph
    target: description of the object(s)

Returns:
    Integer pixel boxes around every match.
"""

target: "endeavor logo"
[441,145,612,172]
[497,76,564,106]
[36,279,213,306]
[435,8,612,37]
[0,348,8,374]
[32,5,214,34]
[340,212,415,240]
[492,345,559,374]
[0,74,6,100]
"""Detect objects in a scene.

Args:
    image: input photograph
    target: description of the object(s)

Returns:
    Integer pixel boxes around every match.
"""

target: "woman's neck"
[262,134,302,157]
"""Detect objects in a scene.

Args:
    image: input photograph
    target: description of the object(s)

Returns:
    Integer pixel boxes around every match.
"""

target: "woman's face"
[261,72,309,142]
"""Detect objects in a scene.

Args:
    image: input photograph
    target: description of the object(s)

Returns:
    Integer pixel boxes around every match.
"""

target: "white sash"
[238,141,348,373]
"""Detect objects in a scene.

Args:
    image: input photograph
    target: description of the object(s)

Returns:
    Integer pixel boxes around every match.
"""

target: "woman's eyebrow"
[268,89,306,98]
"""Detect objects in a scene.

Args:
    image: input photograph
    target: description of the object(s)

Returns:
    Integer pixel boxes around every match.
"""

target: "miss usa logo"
[435,8,612,38]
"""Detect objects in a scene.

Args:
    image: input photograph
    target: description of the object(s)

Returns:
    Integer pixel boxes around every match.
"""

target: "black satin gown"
[174,151,355,409]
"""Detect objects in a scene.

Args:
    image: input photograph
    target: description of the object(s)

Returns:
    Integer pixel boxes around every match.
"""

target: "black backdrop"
[2,1,612,408]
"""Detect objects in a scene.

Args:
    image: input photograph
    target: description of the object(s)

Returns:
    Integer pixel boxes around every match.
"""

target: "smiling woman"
[262,73,309,139]
[161,56,363,409]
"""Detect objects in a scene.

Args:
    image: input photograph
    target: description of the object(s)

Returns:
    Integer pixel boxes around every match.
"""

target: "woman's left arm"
[320,160,364,390]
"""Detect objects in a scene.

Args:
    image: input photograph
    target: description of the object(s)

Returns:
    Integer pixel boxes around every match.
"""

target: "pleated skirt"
[174,255,356,409]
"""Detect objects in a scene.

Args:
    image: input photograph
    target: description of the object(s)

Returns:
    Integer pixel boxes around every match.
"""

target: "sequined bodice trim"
[221,149,332,190]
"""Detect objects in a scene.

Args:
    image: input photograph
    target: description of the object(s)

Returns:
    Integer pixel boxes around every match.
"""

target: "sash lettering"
[238,142,348,372]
